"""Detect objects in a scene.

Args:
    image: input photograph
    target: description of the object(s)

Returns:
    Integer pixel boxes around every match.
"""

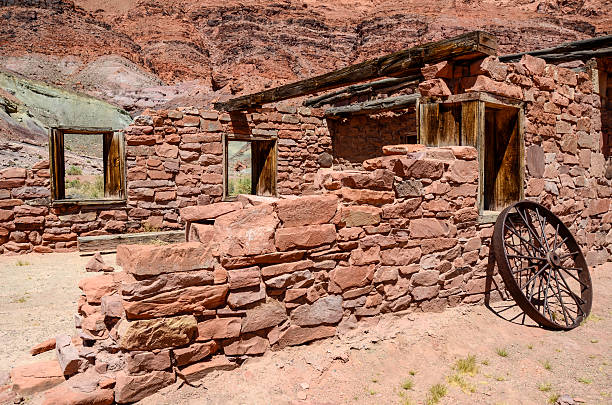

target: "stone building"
[3,31,612,404]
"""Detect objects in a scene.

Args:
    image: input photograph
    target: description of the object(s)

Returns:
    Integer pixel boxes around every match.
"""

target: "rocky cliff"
[0,0,610,141]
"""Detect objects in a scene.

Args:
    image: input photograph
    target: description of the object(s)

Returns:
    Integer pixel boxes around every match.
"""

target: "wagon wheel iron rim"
[492,200,592,330]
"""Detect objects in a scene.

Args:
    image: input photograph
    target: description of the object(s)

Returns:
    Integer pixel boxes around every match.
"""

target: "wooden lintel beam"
[325,93,420,118]
[215,31,497,111]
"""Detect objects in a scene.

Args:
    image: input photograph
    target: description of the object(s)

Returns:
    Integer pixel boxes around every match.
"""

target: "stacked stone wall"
[0,106,332,254]
[2,54,611,261]
[31,145,504,403]
[420,54,612,264]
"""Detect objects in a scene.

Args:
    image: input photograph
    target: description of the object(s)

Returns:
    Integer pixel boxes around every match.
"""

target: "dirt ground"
[0,252,116,371]
[0,253,610,405]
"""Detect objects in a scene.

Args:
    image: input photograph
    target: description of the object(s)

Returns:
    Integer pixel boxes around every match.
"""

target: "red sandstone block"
[261,259,314,278]
[32,160,49,170]
[337,188,395,206]
[214,204,279,257]
[419,79,451,97]
[114,371,175,404]
[0,209,13,221]
[400,158,444,179]
[15,216,45,229]
[462,75,522,99]
[197,318,241,340]
[41,381,114,405]
[126,135,156,146]
[275,224,336,251]
[409,218,451,239]
[329,264,374,291]
[277,325,336,347]
[10,360,64,395]
[341,206,381,227]
[443,146,477,160]
[519,54,546,76]
[223,335,269,356]
[78,274,117,304]
[0,178,25,188]
[227,266,261,289]
[180,202,242,222]
[154,143,178,158]
[275,195,338,227]
[382,144,425,155]
[117,242,214,276]
[446,160,479,183]
[421,61,453,80]
[174,341,219,366]
[179,356,237,383]
[0,167,26,179]
[380,247,421,266]
[470,56,507,81]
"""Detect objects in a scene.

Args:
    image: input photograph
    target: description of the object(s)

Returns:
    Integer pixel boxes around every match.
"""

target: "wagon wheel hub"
[547,251,561,267]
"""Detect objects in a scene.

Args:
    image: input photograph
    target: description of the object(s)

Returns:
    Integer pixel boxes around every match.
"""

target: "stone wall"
[32,145,500,403]
[420,54,612,265]
[0,106,332,254]
[2,54,611,259]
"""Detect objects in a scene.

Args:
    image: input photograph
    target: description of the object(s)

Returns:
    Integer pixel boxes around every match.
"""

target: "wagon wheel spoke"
[492,201,592,330]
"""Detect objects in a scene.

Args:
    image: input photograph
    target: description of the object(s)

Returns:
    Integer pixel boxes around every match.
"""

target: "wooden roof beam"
[499,35,612,62]
[325,93,420,118]
[214,31,497,111]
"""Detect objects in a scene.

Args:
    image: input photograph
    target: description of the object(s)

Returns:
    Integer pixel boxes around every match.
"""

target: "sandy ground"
[0,253,610,405]
[0,252,116,372]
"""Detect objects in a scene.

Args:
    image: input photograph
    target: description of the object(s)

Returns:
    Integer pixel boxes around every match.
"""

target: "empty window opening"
[328,109,417,169]
[64,133,104,199]
[50,127,126,203]
[224,137,276,199]
[483,106,521,212]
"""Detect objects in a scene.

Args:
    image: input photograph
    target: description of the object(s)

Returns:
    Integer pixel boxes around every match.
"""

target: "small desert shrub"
[496,347,508,357]
[228,175,251,196]
[548,393,560,404]
[426,384,447,405]
[543,360,552,371]
[447,374,475,393]
[577,376,592,384]
[401,379,413,390]
[65,175,103,199]
[66,165,83,175]
[538,382,552,392]
[581,313,603,325]
[455,354,478,375]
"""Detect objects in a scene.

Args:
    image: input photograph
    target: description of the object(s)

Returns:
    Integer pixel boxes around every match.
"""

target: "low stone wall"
[27,145,505,403]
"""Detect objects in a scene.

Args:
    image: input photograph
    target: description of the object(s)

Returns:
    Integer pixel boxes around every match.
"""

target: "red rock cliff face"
[0,0,610,104]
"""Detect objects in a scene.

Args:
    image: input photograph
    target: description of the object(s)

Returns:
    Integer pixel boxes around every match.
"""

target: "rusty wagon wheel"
[492,201,592,330]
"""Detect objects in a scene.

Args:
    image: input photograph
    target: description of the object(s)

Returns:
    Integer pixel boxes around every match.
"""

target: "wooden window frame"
[223,134,278,201]
[49,126,127,206]
[417,92,525,218]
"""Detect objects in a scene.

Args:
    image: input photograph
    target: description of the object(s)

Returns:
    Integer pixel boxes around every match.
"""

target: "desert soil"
[0,253,610,405]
